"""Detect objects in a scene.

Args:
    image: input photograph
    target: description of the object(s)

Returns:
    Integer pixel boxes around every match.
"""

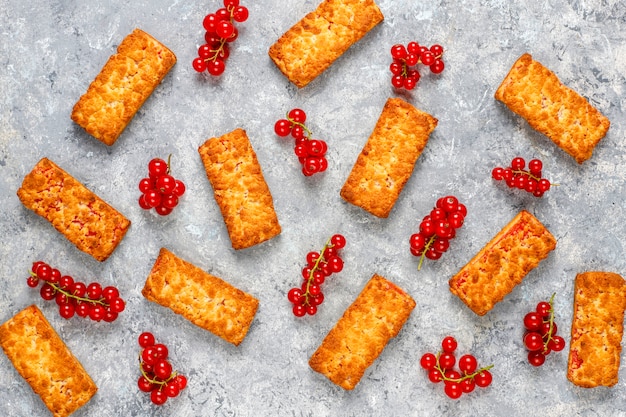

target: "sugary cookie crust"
[0,305,97,417]
[269,0,384,88]
[567,271,626,388]
[198,128,281,250]
[142,248,259,346]
[495,53,610,164]
[340,97,438,218]
[309,274,416,390]
[449,210,556,316]
[71,28,177,145]
[16,157,130,262]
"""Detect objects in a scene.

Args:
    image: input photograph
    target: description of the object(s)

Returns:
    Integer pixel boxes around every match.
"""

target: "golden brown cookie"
[340,97,438,218]
[495,53,610,164]
[71,28,176,145]
[0,305,97,417]
[309,274,416,390]
[268,0,384,88]
[567,271,626,388]
[17,157,130,262]
[449,210,556,316]
[198,128,281,250]
[142,248,259,346]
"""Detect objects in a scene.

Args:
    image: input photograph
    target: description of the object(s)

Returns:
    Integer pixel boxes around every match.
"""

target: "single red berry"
[528,159,543,175]
[164,380,180,398]
[154,344,169,360]
[441,336,457,353]
[444,382,463,399]
[536,301,552,318]
[458,354,478,374]
[274,119,292,137]
[461,378,475,393]
[151,388,168,405]
[138,376,154,393]
[154,359,173,380]
[390,44,407,60]
[175,375,188,390]
[292,304,306,317]
[288,108,306,124]
[330,234,346,249]
[430,44,444,57]
[232,6,249,22]
[438,352,456,370]
[139,332,156,348]
[474,370,492,387]
[511,157,525,170]
[148,158,168,178]
[430,59,445,74]
[523,312,543,331]
[548,335,566,352]
[428,368,443,383]
[523,332,544,351]
[86,282,102,300]
[420,352,437,370]
[528,351,546,367]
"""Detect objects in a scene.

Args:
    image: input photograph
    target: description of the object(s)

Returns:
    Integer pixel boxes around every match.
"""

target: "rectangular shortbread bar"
[495,53,610,164]
[268,0,384,88]
[198,128,281,250]
[309,274,416,390]
[0,305,97,417]
[340,97,438,218]
[17,157,131,262]
[142,248,259,346]
[449,210,556,316]
[71,28,177,145]
[567,271,626,388]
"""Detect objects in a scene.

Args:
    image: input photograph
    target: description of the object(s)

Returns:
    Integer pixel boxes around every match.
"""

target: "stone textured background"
[1,0,625,416]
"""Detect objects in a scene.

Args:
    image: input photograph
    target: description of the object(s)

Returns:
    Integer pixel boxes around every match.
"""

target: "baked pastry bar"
[309,274,416,390]
[340,97,438,218]
[495,53,610,164]
[142,248,259,346]
[268,0,384,88]
[449,210,556,316]
[17,157,130,262]
[567,271,626,388]
[0,305,97,417]
[71,28,177,145]
[198,128,281,250]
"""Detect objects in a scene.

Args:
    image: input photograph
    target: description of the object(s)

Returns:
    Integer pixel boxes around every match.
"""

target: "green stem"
[138,355,177,389]
[417,235,437,271]
[285,112,313,140]
[29,270,107,306]
[303,238,334,305]
[434,352,494,383]
[542,292,557,352]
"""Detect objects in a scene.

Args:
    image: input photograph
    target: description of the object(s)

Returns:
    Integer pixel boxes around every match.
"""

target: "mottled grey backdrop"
[1,0,625,416]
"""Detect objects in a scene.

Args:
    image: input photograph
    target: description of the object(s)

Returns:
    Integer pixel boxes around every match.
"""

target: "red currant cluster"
[389,42,445,90]
[287,234,346,317]
[192,0,249,75]
[27,261,125,322]
[275,109,329,176]
[138,157,186,216]
[409,196,466,270]
[492,157,553,197]
[420,336,493,400]
[138,332,187,406]
[523,294,566,366]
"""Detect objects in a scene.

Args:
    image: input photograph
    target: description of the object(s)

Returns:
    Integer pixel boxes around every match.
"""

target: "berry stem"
[286,112,313,140]
[542,292,557,352]
[138,354,178,389]
[417,235,436,271]
[512,169,560,186]
[302,237,333,305]
[29,269,108,307]
[434,351,494,383]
